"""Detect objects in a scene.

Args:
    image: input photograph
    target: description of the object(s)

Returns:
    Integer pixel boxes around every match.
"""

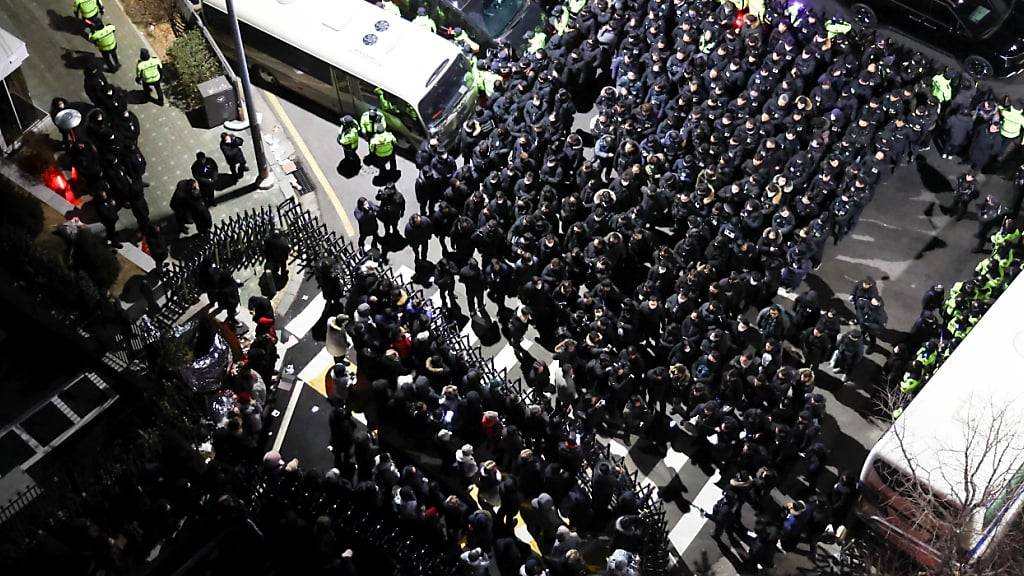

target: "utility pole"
[225,0,273,188]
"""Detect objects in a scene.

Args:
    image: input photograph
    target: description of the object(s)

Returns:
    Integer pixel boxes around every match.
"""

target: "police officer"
[337,115,360,163]
[135,49,163,105]
[359,106,386,140]
[412,7,436,33]
[94,188,121,247]
[947,171,978,221]
[369,124,398,174]
[88,22,118,72]
[975,195,1007,253]
[74,0,104,28]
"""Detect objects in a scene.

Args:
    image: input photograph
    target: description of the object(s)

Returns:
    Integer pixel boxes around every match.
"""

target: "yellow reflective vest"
[89,24,117,52]
[74,0,100,18]
[136,57,161,83]
[370,131,396,157]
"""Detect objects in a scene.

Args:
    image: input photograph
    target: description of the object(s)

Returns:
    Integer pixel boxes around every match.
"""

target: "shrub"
[0,178,44,237]
[166,29,222,110]
[71,229,121,293]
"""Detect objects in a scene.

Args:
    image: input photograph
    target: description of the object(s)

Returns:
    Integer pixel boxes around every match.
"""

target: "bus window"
[418,56,471,129]
[983,465,1024,528]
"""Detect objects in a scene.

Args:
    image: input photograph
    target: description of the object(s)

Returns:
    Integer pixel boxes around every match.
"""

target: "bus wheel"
[964,55,994,79]
[850,3,877,27]
[252,65,279,87]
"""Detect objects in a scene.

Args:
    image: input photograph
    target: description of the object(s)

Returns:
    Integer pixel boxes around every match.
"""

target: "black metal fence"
[265,199,671,575]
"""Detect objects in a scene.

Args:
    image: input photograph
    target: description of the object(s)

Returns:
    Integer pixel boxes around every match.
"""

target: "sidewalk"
[0,0,286,232]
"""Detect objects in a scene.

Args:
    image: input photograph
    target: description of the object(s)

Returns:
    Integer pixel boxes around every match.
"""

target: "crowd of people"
[37,0,1024,574]
[326,0,1024,573]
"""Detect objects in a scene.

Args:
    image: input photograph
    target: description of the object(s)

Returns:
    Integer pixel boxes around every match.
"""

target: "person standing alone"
[135,49,163,105]
[219,132,247,178]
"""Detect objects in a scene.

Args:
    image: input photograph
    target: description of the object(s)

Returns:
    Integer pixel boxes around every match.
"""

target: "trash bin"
[197,75,237,128]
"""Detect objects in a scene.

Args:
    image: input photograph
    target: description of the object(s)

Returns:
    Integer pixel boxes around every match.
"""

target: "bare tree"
[861,389,1024,576]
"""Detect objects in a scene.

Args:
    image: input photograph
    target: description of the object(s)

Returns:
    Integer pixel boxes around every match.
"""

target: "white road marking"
[273,374,304,453]
[395,265,414,284]
[493,339,534,371]
[284,293,325,339]
[298,347,335,383]
[663,447,690,473]
[668,471,723,554]
[460,321,480,346]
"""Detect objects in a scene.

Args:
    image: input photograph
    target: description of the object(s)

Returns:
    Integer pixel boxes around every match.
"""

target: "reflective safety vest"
[931,75,952,103]
[567,0,586,15]
[477,69,501,96]
[527,31,547,54]
[554,10,570,35]
[413,14,437,33]
[75,0,100,18]
[360,110,386,136]
[338,125,359,149]
[89,24,117,52]
[992,227,1022,248]
[999,105,1024,139]
[825,20,852,40]
[136,57,161,83]
[899,373,922,395]
[749,0,766,21]
[454,30,480,53]
[370,131,396,157]
[382,1,401,16]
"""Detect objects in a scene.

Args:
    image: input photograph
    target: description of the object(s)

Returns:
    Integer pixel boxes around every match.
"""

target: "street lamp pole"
[225,0,271,186]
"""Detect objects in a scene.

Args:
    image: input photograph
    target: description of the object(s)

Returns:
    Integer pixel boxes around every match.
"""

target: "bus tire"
[964,55,994,79]
[252,65,279,87]
[850,3,877,27]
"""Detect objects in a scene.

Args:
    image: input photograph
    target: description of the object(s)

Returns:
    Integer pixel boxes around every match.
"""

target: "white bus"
[857,274,1024,568]
[200,0,479,146]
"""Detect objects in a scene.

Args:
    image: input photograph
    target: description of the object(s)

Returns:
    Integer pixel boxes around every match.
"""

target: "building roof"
[0,26,28,80]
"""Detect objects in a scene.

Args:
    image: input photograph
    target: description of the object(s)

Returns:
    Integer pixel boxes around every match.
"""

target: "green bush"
[166,29,222,110]
[71,229,121,293]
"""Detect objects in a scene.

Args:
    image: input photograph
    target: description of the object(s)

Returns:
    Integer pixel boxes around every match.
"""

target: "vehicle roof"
[867,274,1024,504]
[203,0,461,104]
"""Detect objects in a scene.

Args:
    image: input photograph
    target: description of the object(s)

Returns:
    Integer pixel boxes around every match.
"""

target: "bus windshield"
[953,0,1014,36]
[418,56,472,128]
[453,0,526,38]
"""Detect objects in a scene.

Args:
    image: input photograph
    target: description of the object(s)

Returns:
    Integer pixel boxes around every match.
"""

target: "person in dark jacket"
[94,188,121,247]
[968,122,1003,171]
[170,178,197,235]
[941,106,974,159]
[219,132,247,178]
[947,171,978,221]
[353,197,379,252]
[975,195,1007,252]
[263,229,291,281]
[191,151,219,205]
[459,258,487,316]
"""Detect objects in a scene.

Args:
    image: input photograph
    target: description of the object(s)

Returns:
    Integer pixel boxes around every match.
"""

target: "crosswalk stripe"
[395,265,414,284]
[663,447,690,473]
[493,340,534,372]
[297,347,334,385]
[284,293,325,339]
[459,321,480,346]
[668,471,723,554]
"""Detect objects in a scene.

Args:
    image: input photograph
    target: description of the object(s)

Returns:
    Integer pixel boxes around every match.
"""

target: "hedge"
[166,29,222,110]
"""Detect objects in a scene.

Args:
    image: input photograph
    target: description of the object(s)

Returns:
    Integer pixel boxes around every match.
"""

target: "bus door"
[331,68,356,115]
[347,75,423,146]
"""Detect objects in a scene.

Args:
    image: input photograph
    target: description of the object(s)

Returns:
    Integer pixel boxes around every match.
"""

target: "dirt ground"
[122,0,179,58]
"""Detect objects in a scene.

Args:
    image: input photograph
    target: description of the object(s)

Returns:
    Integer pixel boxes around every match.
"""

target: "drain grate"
[292,160,317,196]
